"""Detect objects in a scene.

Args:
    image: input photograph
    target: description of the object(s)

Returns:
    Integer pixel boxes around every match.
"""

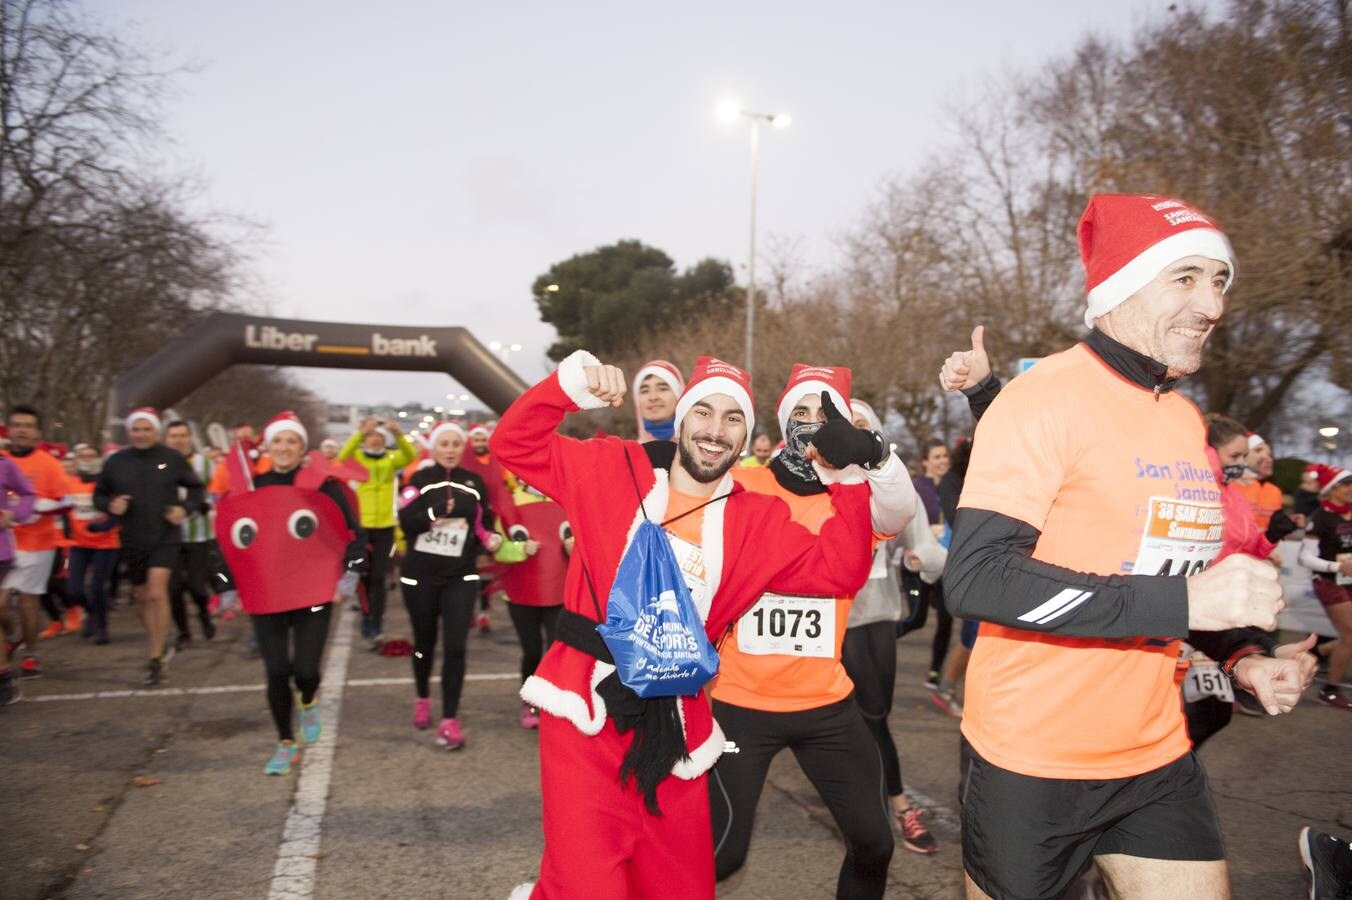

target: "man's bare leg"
[1095,853,1229,900]
[139,567,172,660]
[964,873,992,899]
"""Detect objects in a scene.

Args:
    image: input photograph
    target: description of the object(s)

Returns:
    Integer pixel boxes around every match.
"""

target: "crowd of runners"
[2,193,1350,898]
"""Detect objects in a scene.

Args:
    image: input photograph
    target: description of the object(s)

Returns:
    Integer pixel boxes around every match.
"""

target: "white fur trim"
[849,399,883,432]
[674,377,755,452]
[1247,433,1265,451]
[429,421,467,446]
[125,409,161,432]
[1085,228,1234,328]
[813,461,867,486]
[555,349,606,411]
[671,703,727,779]
[776,380,849,438]
[520,659,614,737]
[508,883,534,900]
[263,418,307,448]
[632,364,683,397]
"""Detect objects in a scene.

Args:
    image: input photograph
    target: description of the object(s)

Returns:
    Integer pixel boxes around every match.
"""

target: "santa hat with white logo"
[1078,194,1235,329]
[673,356,755,451]
[776,364,852,438]
[631,360,684,399]
[263,411,307,448]
[125,407,162,433]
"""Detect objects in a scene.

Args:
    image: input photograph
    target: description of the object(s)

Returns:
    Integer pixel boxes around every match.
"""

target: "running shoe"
[62,607,84,634]
[928,688,962,719]
[897,806,938,854]
[413,697,432,730]
[476,612,491,634]
[1299,826,1352,899]
[435,718,465,750]
[367,633,385,652]
[143,657,163,686]
[264,740,302,776]
[299,698,322,744]
[1233,690,1266,717]
[20,655,41,678]
[0,668,19,705]
[1317,687,1352,711]
[923,670,940,692]
[39,621,63,640]
[520,703,540,730]
[201,614,217,641]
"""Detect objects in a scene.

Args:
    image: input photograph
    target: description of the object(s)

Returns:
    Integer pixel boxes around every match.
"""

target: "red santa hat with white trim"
[631,360,684,398]
[467,423,492,439]
[262,411,307,448]
[125,407,162,433]
[428,420,468,445]
[1247,432,1266,451]
[1313,463,1351,495]
[673,356,755,451]
[1078,194,1235,329]
[776,364,852,438]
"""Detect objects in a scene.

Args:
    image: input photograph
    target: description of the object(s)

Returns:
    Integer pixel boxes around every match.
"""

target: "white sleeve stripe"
[1036,591,1092,624]
[1017,588,1086,623]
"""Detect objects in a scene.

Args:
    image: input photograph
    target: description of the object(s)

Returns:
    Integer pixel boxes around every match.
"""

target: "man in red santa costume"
[493,351,881,899]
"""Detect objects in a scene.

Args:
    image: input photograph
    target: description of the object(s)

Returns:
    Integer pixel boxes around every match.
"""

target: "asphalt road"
[2,590,1346,899]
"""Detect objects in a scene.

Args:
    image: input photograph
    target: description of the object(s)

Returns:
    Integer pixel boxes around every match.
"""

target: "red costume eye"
[231,517,258,549]
[288,509,318,539]
[559,521,572,542]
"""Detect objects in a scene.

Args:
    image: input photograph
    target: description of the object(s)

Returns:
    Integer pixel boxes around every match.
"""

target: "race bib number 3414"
[1133,497,1223,577]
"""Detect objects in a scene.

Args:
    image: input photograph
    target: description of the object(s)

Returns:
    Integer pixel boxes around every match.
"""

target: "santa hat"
[1247,432,1266,451]
[1313,464,1351,495]
[429,420,468,446]
[467,424,492,439]
[125,407,162,433]
[632,360,684,398]
[673,356,755,451]
[262,411,307,448]
[1078,194,1235,328]
[320,438,339,451]
[776,364,852,438]
[849,399,882,433]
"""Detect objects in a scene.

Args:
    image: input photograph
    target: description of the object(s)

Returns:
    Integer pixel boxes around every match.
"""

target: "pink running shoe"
[413,697,432,730]
[520,703,540,730]
[435,717,465,750]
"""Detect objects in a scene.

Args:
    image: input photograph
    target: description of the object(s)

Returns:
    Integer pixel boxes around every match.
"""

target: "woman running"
[215,412,365,775]
[396,421,499,749]
[1300,463,1352,711]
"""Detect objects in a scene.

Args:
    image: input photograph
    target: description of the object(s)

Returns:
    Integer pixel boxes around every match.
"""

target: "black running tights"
[841,620,904,797]
[403,577,477,718]
[252,604,333,741]
[507,602,560,683]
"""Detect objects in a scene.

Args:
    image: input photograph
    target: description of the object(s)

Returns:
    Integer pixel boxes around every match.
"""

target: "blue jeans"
[68,547,117,634]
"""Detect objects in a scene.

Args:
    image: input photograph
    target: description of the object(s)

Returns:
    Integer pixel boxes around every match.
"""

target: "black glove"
[809,392,887,469]
[1265,509,1300,544]
[343,539,367,572]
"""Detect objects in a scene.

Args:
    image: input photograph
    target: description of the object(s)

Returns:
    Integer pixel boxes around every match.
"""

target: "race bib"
[1338,553,1352,586]
[1133,497,1223,577]
[736,593,835,658]
[69,492,98,521]
[665,532,709,615]
[1182,661,1234,704]
[414,518,469,558]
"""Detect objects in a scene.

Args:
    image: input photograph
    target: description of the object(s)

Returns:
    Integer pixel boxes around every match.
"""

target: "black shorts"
[960,738,1225,900]
[122,544,180,586]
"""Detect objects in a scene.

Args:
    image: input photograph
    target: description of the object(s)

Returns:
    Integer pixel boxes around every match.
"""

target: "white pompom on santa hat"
[262,410,307,448]
[1079,194,1235,329]
[776,364,852,438]
[673,356,756,451]
[125,407,162,433]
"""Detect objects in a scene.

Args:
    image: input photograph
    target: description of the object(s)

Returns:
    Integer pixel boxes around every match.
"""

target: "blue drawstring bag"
[596,518,720,698]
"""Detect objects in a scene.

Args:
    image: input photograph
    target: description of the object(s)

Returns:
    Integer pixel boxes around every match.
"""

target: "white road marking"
[266,602,355,899]
[23,672,519,703]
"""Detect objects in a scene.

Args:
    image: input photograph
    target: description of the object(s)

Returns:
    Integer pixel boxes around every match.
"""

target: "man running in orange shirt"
[945,194,1312,900]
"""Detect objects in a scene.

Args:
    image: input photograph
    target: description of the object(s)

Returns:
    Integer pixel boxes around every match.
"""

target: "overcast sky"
[111,0,1194,409]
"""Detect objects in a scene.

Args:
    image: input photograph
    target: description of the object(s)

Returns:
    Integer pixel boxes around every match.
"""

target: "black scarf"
[775,419,822,483]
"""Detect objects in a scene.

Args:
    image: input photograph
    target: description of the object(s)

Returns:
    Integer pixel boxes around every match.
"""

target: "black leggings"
[252,604,333,741]
[709,695,894,899]
[841,621,904,797]
[926,579,952,675]
[507,603,560,684]
[363,527,396,633]
[170,541,213,638]
[403,577,477,718]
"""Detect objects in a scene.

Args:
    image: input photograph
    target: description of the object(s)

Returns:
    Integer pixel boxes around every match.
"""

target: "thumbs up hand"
[940,326,992,392]
[809,392,887,470]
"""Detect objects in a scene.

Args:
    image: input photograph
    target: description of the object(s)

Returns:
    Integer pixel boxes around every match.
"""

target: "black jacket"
[93,445,205,550]
[397,464,493,584]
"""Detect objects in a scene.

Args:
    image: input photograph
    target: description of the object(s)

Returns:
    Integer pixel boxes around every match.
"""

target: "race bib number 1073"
[1133,497,1223,577]
[736,594,835,658]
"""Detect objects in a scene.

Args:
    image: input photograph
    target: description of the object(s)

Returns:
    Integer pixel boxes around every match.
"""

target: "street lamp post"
[718,99,791,378]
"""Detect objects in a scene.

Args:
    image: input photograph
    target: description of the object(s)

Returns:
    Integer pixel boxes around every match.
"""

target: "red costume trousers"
[532,712,715,899]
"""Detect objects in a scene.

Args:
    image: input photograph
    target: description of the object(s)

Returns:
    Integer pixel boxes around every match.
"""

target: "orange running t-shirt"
[958,343,1221,780]
[5,449,67,552]
[710,465,860,713]
[64,474,120,550]
[1235,480,1282,531]
[663,487,710,614]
